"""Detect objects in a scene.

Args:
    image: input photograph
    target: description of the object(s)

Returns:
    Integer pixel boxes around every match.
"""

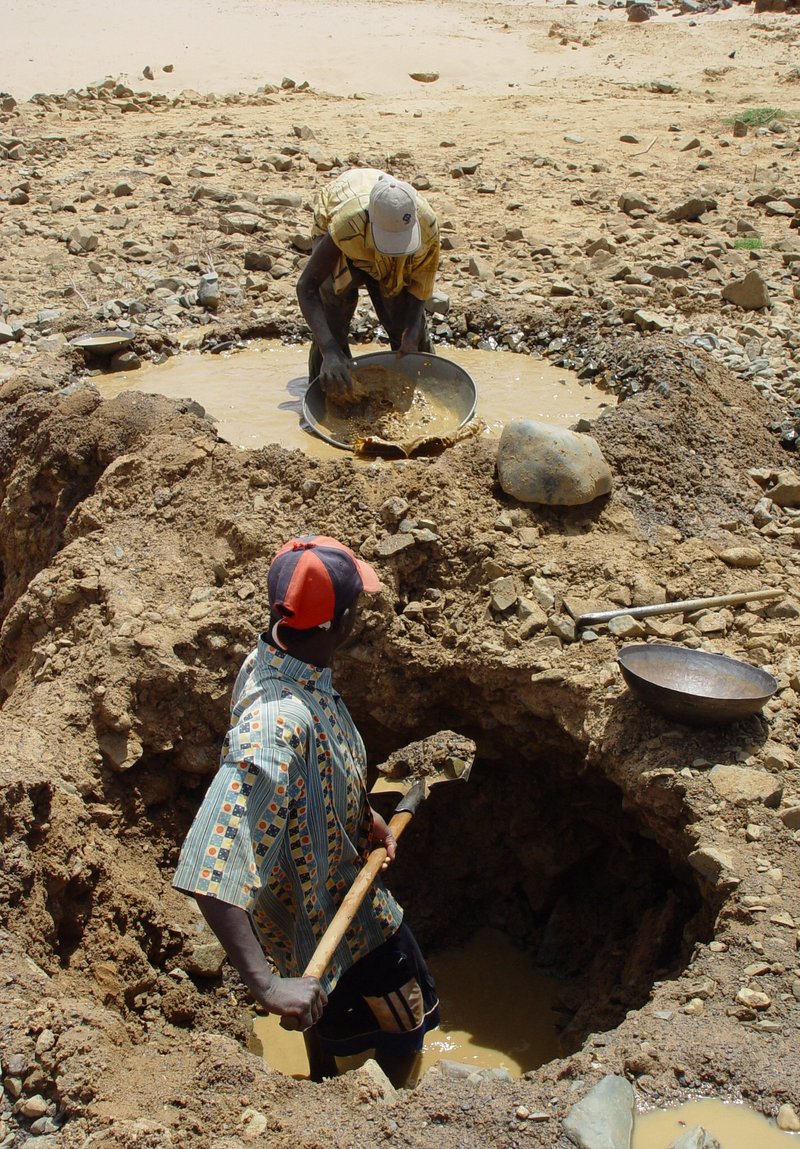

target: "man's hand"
[369,808,397,871]
[397,330,420,358]
[261,975,328,1031]
[319,346,355,402]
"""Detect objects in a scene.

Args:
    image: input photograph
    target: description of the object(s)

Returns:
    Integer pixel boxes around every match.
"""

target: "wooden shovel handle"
[301,807,413,982]
[280,781,428,1030]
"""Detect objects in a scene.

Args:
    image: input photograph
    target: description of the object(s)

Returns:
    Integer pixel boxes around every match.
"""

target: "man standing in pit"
[173,535,439,1083]
[296,168,440,402]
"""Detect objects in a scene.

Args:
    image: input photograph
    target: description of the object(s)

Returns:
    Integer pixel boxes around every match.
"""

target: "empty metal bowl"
[70,329,135,355]
[302,350,477,451]
[617,644,778,726]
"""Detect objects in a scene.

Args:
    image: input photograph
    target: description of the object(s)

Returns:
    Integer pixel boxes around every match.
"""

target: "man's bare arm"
[195,894,327,1030]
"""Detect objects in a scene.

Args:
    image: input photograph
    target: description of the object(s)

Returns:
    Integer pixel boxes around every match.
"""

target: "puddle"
[251,926,561,1080]
[633,1099,800,1148]
[94,339,610,460]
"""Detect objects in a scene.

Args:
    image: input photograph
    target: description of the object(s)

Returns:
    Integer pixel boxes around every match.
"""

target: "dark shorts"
[315,923,440,1058]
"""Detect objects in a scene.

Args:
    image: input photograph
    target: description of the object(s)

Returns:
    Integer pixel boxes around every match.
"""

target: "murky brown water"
[96,340,610,459]
[633,1099,800,1148]
[251,926,561,1081]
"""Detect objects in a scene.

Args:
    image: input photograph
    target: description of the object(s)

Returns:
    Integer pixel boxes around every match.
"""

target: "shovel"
[280,731,475,1030]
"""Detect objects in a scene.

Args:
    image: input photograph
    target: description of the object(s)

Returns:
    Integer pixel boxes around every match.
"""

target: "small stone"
[736,986,771,1009]
[764,471,800,508]
[548,615,576,643]
[240,1108,268,1140]
[184,939,226,977]
[780,807,800,830]
[777,1105,800,1133]
[563,1075,635,1149]
[67,226,99,254]
[769,911,795,928]
[467,256,492,280]
[608,615,647,639]
[688,846,739,884]
[718,546,762,569]
[374,534,415,557]
[683,997,705,1016]
[19,1095,49,1119]
[708,765,782,808]
[489,576,518,613]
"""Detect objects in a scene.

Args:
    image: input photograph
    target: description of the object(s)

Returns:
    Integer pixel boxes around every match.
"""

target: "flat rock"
[497,420,613,506]
[662,196,717,222]
[721,271,771,310]
[218,212,262,235]
[708,765,783,808]
[688,846,739,883]
[563,1075,635,1149]
[608,615,647,638]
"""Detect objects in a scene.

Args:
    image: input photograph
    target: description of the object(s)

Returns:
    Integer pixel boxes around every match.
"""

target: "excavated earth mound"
[1,329,799,1148]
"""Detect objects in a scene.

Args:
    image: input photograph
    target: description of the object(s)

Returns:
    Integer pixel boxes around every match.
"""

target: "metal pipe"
[573,587,784,629]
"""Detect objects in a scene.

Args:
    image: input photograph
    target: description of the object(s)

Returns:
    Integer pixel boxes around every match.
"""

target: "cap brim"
[354,556,382,593]
[370,220,422,257]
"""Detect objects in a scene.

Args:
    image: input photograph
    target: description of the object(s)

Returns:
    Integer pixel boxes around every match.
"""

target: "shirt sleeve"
[173,707,306,910]
[406,231,440,301]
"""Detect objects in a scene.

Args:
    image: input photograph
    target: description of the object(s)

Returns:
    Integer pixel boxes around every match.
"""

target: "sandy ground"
[3,0,787,103]
[5,0,581,100]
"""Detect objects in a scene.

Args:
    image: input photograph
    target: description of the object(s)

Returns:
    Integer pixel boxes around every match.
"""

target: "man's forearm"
[296,284,340,354]
[401,293,427,349]
[195,894,328,1027]
[195,894,278,1004]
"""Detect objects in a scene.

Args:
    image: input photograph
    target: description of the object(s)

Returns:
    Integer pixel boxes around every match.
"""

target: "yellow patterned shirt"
[312,167,439,300]
[173,638,402,993]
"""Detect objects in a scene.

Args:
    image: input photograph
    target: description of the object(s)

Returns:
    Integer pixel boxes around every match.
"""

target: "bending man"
[297,168,440,401]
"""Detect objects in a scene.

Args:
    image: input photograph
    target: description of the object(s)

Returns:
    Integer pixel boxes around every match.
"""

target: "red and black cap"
[267,535,381,630]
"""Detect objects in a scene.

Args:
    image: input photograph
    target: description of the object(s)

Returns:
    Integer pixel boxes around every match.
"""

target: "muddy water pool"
[633,1098,800,1148]
[251,926,561,1081]
[95,340,610,459]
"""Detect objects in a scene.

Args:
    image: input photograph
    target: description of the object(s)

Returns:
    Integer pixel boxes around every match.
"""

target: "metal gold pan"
[302,350,477,451]
[617,644,778,726]
[70,329,135,354]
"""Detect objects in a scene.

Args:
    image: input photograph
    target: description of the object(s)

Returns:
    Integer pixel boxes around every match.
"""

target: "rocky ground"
[1,2,800,1147]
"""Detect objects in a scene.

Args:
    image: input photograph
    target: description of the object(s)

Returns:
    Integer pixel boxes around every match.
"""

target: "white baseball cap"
[368,174,421,256]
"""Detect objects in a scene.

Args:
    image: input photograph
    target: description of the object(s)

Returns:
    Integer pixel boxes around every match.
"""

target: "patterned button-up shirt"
[173,637,403,992]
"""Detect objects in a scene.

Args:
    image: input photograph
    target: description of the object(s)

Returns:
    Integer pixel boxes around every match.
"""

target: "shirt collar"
[256,633,336,695]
